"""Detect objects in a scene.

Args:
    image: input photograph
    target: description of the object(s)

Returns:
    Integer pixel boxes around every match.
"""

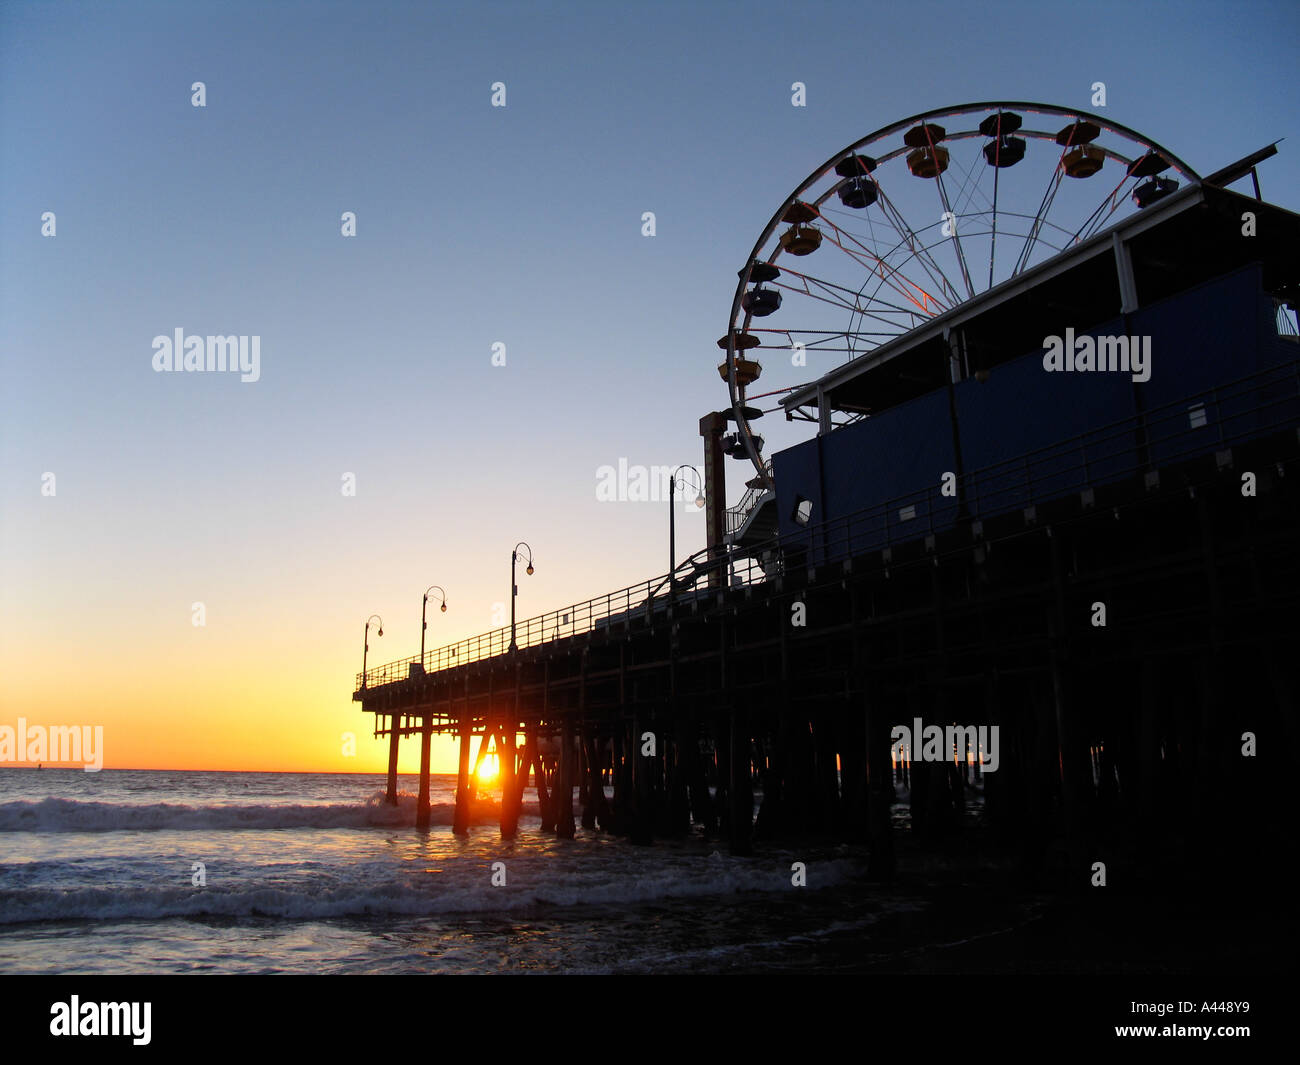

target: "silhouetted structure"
[355,175,1299,888]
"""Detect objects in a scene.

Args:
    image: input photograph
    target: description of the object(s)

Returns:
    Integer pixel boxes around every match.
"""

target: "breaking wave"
[0,794,503,833]
[0,852,864,924]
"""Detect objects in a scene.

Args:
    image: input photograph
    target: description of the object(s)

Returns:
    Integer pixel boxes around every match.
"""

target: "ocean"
[0,768,1054,974]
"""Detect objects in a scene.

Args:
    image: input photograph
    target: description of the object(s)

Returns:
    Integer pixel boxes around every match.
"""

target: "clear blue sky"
[1,0,1296,769]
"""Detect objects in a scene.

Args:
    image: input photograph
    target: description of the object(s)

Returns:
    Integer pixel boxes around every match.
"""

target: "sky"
[1,0,1297,774]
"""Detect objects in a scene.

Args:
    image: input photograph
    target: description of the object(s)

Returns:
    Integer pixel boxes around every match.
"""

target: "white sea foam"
[0,795,491,832]
[0,852,863,925]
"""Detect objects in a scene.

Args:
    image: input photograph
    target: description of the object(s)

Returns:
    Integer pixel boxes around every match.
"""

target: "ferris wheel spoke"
[779,264,949,326]
[772,271,866,315]
[816,201,961,312]
[868,196,977,314]
[818,230,941,311]
[918,121,978,300]
[989,136,1003,290]
[780,286,921,335]
[1014,161,1067,276]
[946,141,998,220]
[750,327,895,348]
[870,192,962,308]
[934,169,977,299]
[871,187,964,309]
[1075,171,1142,243]
[1071,187,1124,244]
[785,284,870,318]
[814,210,953,317]
[821,197,945,304]
[772,264,916,337]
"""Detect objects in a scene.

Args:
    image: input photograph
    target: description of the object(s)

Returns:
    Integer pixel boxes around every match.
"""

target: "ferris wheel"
[720,102,1202,490]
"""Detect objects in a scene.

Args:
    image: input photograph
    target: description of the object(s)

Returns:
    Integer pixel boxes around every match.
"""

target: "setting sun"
[477,753,499,784]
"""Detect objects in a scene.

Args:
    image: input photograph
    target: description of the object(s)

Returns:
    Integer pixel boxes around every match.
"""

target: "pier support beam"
[385,713,401,806]
[530,731,554,833]
[582,732,611,829]
[416,712,433,831]
[556,724,576,838]
[728,706,753,856]
[1049,532,1090,882]
[500,723,520,839]
[630,711,653,845]
[865,678,896,880]
[539,662,555,832]
[453,710,472,836]
[471,726,494,784]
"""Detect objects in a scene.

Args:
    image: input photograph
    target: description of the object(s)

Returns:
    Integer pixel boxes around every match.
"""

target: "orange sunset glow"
[0,499,699,774]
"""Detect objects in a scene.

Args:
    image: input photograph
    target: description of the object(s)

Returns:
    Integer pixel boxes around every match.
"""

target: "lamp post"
[509,542,535,652]
[414,591,445,828]
[669,465,706,595]
[420,585,447,663]
[361,614,383,689]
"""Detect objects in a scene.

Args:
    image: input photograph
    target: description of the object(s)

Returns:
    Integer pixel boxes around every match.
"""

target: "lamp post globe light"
[509,542,535,653]
[668,465,706,595]
[421,585,447,663]
[361,614,383,689]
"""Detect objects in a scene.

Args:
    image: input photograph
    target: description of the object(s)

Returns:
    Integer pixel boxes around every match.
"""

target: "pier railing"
[357,358,1299,691]
[357,571,727,689]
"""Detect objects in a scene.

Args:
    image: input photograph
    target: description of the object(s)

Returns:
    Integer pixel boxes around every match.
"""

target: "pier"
[354,130,1300,886]
[354,363,1299,875]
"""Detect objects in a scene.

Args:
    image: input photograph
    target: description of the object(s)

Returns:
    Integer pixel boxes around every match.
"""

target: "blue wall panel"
[818,388,955,522]
[1134,263,1295,464]
[956,325,1139,505]
[1136,264,1261,408]
[773,436,822,540]
[767,259,1294,553]
[773,391,958,561]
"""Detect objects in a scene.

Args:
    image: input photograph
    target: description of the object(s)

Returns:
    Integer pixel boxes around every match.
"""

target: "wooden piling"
[1048,532,1089,878]
[579,729,596,830]
[685,730,714,834]
[839,711,868,842]
[500,723,520,839]
[385,713,401,806]
[728,706,753,856]
[865,677,895,879]
[577,737,590,817]
[556,724,576,838]
[630,713,653,845]
[813,712,842,835]
[612,725,633,836]
[666,729,690,836]
[538,660,555,831]
[582,732,610,829]
[531,731,554,833]
[416,712,433,831]
[453,709,473,835]
[666,641,690,835]
[471,726,494,784]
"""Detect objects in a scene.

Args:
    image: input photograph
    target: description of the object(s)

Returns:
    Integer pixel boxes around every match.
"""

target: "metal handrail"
[357,359,1299,691]
[725,459,775,534]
